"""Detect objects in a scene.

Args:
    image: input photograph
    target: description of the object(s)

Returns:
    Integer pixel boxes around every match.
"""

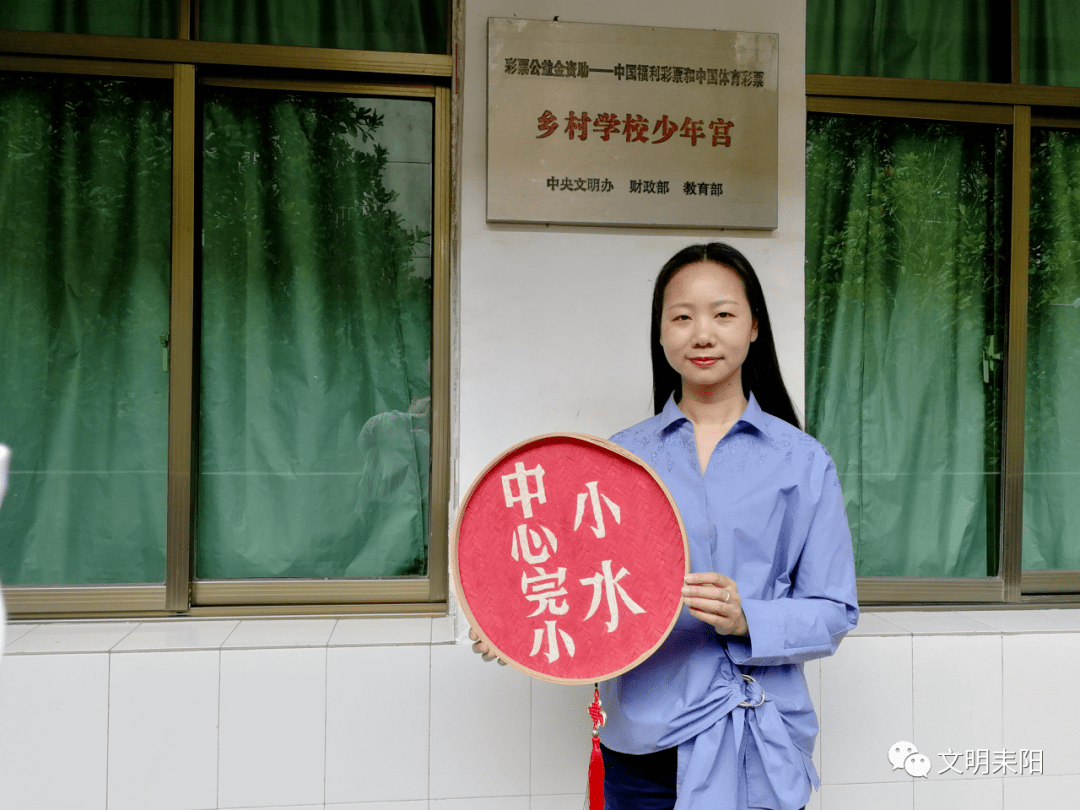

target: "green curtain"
[1024,129,1080,569]
[0,74,172,585]
[0,0,176,37]
[805,114,1008,577]
[199,0,448,54]
[807,0,1080,86]
[806,0,1001,81]
[1020,0,1080,87]
[198,88,432,580]
[0,0,446,53]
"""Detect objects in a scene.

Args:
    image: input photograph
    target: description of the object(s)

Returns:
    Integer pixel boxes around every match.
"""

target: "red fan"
[453,433,688,684]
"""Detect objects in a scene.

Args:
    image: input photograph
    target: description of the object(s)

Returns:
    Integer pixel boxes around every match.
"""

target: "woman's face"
[658,261,758,396]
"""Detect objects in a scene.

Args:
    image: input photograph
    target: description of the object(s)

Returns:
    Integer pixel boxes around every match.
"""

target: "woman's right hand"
[469,627,507,665]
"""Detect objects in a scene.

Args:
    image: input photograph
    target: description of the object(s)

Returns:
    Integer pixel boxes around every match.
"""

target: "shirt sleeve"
[724,458,859,667]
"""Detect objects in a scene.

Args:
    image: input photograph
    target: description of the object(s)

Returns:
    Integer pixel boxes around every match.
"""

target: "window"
[806,0,1080,604]
[0,72,172,588]
[0,2,451,616]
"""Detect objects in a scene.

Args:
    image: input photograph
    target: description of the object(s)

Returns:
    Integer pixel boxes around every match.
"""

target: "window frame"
[0,8,453,618]
[807,0,1080,607]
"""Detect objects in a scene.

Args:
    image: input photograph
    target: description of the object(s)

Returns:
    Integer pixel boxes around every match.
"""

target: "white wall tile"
[804,786,821,810]
[326,645,430,803]
[108,650,219,810]
[431,798,529,810]
[915,776,1002,810]
[329,617,432,646]
[531,794,586,810]
[1003,774,1080,808]
[4,621,137,653]
[3,622,39,647]
[959,610,1077,634]
[804,658,821,711]
[0,653,109,810]
[326,802,428,810]
[530,680,593,796]
[432,615,456,644]
[1045,609,1080,629]
[819,635,913,785]
[913,634,1002,781]
[112,620,239,651]
[803,658,822,776]
[429,643,531,799]
[819,781,913,810]
[848,613,910,637]
[1003,633,1080,776]
[218,647,327,808]
[883,611,1000,635]
[222,618,337,648]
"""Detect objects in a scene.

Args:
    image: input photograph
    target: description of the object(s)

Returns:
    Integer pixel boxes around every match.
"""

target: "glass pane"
[0,74,172,585]
[0,0,176,38]
[806,0,1003,82]
[806,114,1008,577]
[198,87,433,580]
[1020,0,1080,87]
[199,0,448,54]
[1024,129,1080,569]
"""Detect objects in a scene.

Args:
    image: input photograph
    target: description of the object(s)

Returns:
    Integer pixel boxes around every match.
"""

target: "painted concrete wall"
[456,0,808,490]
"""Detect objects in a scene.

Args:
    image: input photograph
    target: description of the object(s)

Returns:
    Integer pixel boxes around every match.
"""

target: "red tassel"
[587,685,606,810]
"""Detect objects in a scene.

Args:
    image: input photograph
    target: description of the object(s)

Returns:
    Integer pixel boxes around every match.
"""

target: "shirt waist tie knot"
[675,672,811,810]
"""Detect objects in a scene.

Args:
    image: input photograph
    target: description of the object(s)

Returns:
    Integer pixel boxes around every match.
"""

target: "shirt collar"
[658,391,773,440]
[738,392,773,439]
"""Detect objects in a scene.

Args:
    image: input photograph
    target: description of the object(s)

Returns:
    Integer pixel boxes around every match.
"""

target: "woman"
[473,242,858,810]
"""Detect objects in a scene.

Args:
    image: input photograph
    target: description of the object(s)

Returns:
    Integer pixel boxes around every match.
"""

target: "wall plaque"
[487,18,779,229]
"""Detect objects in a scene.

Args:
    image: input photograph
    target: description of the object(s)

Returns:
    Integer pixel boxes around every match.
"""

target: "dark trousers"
[600,742,807,810]
[601,743,678,810]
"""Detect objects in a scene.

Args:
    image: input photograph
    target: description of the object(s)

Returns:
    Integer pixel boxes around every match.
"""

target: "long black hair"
[650,242,801,430]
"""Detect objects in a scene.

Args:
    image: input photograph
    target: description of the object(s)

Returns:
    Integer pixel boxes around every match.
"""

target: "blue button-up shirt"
[600,394,859,810]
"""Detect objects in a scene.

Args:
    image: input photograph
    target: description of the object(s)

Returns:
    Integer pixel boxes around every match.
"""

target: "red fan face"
[453,434,688,684]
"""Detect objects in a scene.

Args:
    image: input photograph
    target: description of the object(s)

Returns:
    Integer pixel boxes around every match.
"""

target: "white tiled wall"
[325,645,431,803]
[2,611,1079,810]
[107,650,220,810]
[428,642,532,800]
[0,652,110,809]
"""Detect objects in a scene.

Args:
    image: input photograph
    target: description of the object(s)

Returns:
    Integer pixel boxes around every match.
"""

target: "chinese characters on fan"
[501,461,646,664]
[536,110,734,147]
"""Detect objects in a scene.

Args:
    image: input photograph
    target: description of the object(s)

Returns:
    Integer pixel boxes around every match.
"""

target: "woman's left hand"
[682,572,749,637]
